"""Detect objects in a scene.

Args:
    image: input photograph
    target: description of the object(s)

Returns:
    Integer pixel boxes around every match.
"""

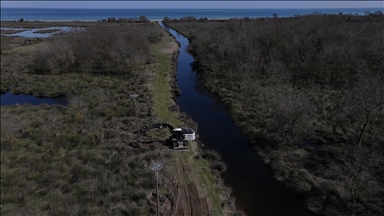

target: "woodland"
[164,13,384,215]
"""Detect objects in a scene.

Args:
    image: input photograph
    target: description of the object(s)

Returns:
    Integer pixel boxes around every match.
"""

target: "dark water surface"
[159,22,312,216]
[1,91,67,106]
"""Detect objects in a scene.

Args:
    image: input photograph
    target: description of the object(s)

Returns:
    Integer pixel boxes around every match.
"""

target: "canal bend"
[159,22,311,216]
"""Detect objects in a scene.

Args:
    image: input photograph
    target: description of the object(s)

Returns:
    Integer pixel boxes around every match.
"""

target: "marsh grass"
[0,20,239,216]
[0,22,177,215]
[1,104,174,215]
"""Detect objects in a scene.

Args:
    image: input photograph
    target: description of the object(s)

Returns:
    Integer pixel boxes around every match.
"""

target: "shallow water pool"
[1,91,67,106]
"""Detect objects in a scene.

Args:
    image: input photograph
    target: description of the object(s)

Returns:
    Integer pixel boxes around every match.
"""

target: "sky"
[1,1,383,9]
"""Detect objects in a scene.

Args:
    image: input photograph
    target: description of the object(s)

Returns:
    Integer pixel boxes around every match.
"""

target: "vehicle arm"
[132,122,175,144]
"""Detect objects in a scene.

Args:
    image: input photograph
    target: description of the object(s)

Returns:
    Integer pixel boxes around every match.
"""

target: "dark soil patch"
[171,182,210,216]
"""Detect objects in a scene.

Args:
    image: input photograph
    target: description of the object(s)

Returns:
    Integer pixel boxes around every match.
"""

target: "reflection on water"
[1,26,79,38]
[1,91,67,106]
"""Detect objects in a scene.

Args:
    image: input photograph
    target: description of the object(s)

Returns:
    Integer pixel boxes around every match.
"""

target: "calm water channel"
[159,22,312,216]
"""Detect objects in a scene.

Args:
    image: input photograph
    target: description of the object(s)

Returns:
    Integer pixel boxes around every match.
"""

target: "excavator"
[132,123,195,150]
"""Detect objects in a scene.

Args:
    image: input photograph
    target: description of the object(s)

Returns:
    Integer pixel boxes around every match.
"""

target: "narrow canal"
[159,22,312,216]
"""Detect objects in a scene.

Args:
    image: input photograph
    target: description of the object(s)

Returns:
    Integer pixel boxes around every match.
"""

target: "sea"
[1,8,383,21]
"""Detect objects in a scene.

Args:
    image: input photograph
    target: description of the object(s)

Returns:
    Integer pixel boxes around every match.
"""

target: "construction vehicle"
[132,123,195,150]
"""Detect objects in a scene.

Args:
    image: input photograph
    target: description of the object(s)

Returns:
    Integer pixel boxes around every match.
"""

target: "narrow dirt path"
[151,24,220,215]
[170,145,211,216]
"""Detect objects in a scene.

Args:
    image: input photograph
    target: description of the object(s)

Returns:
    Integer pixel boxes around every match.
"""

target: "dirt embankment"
[153,27,239,216]
[156,35,211,215]
[171,182,210,216]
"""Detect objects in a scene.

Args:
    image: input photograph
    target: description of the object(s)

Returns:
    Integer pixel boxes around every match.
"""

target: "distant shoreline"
[2,7,383,22]
[1,18,231,23]
[1,20,99,22]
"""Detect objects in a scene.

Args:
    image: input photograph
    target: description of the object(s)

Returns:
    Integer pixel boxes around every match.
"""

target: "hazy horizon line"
[2,7,383,10]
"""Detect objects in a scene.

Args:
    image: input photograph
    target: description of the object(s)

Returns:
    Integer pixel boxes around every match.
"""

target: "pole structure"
[134,98,139,135]
[149,162,163,216]
[130,94,139,135]
[156,171,159,216]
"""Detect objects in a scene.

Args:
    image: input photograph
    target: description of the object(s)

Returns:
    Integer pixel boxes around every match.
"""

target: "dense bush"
[166,14,384,148]
[31,23,163,75]
[165,13,384,215]
[201,149,227,173]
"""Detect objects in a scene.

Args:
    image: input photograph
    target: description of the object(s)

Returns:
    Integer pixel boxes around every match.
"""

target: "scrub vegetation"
[1,21,233,215]
[164,13,384,215]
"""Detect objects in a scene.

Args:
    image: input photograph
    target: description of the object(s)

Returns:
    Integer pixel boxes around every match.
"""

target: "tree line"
[100,15,150,23]
[31,23,163,76]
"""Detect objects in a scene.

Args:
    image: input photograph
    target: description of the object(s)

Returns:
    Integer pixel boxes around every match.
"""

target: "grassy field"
[1,21,235,215]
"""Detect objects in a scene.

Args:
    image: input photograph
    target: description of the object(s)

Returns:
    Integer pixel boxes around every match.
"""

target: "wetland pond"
[1,91,67,106]
[159,22,312,216]
[1,26,79,38]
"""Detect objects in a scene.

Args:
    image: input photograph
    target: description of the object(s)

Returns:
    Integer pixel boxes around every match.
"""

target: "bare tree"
[52,38,75,74]
[19,118,34,138]
[139,15,149,23]
[347,76,384,146]
[86,178,100,200]
[334,147,382,203]
[32,44,59,74]
[68,95,88,123]
[38,111,63,153]
[1,108,20,151]
[268,91,315,144]
[89,87,108,106]
[84,115,103,146]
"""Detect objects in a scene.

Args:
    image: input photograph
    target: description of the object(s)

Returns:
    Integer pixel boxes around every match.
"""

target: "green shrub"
[201,149,221,161]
